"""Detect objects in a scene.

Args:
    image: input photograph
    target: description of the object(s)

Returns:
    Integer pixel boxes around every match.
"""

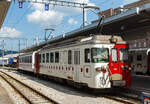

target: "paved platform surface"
[131,74,150,93]
[0,83,13,104]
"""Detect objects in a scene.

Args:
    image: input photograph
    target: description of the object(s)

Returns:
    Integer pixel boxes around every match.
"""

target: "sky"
[0,0,139,51]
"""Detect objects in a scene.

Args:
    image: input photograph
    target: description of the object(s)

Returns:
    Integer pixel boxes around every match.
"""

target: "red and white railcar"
[18,35,131,89]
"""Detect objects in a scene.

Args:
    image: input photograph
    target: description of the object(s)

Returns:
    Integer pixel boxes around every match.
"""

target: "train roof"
[0,53,19,58]
[21,2,150,53]
[40,35,127,51]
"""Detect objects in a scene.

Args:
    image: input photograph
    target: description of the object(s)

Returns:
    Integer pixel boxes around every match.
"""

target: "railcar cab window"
[68,50,72,64]
[55,52,59,63]
[91,48,109,63]
[46,53,49,63]
[119,48,129,62]
[85,48,90,63]
[50,53,54,63]
[112,48,118,62]
[42,54,45,63]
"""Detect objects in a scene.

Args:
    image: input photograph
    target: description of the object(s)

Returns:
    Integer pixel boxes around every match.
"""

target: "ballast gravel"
[1,69,123,104]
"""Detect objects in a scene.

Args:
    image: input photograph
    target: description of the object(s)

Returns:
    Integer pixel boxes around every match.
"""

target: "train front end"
[109,44,131,87]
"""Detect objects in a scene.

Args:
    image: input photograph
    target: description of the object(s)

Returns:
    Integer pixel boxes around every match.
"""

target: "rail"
[0,70,60,104]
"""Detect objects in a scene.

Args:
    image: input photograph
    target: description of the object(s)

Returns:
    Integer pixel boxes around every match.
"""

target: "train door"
[147,52,150,74]
[109,48,120,75]
[74,50,80,82]
[35,53,40,74]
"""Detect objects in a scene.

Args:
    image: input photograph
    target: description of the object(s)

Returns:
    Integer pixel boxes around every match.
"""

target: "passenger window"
[68,50,72,64]
[85,49,90,63]
[50,53,54,63]
[46,53,49,63]
[74,51,80,65]
[42,54,45,63]
[55,52,59,63]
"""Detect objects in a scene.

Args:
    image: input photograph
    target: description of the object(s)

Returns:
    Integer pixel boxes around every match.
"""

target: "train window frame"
[85,48,91,63]
[46,53,49,63]
[91,48,109,63]
[50,52,54,63]
[68,50,72,64]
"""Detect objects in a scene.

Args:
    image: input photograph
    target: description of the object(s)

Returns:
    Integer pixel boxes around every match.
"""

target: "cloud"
[27,0,93,27]
[123,0,139,5]
[0,27,21,37]
[68,18,78,25]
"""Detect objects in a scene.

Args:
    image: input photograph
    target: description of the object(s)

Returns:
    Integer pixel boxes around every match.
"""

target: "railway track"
[0,68,142,104]
[0,70,59,104]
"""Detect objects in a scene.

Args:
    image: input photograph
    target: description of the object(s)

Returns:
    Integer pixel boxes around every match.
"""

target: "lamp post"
[83,5,100,27]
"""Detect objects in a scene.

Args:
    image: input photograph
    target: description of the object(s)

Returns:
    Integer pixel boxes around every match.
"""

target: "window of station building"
[68,50,72,64]
[50,52,54,63]
[129,55,133,63]
[46,53,49,63]
[55,52,59,63]
[42,54,45,63]
[137,54,142,61]
[85,48,90,63]
[74,51,80,65]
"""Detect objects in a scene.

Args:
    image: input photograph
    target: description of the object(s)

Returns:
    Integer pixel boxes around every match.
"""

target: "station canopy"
[21,2,150,53]
[0,0,10,29]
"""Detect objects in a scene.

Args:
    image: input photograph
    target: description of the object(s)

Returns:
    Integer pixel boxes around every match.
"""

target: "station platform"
[0,83,13,104]
[131,74,150,93]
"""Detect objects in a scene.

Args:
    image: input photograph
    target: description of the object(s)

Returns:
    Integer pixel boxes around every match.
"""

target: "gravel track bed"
[0,75,28,104]
[0,71,54,104]
[1,69,123,104]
